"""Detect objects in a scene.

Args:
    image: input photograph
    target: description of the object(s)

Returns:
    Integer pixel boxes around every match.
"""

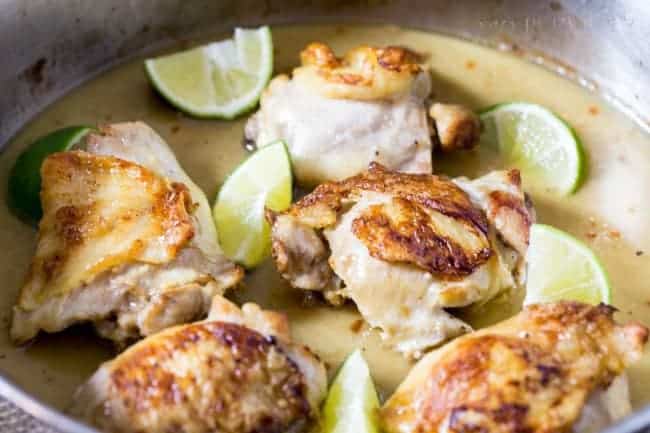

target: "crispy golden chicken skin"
[245,42,433,186]
[268,163,534,356]
[294,42,423,101]
[288,162,492,277]
[11,123,243,345]
[70,296,327,433]
[21,151,195,302]
[454,169,535,257]
[381,302,649,433]
[430,103,482,153]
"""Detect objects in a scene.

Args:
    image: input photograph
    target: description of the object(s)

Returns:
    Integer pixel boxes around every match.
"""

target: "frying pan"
[1,1,649,432]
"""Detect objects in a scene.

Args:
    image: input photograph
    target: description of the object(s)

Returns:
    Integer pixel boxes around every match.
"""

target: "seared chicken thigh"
[430,103,482,153]
[71,295,327,433]
[268,163,533,357]
[381,302,649,433]
[245,43,434,186]
[11,122,243,345]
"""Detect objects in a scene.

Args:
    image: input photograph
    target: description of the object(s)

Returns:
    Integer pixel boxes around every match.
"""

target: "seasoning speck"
[588,105,600,115]
[465,60,477,70]
[636,250,644,256]
[350,319,364,334]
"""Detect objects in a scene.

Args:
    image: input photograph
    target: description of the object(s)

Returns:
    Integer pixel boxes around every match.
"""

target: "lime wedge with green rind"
[524,224,611,306]
[321,349,381,433]
[480,102,585,195]
[212,140,292,268]
[8,126,93,223]
[145,26,273,119]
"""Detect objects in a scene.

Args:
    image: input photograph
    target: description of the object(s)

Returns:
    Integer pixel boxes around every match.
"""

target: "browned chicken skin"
[294,42,424,101]
[381,302,649,433]
[286,162,493,277]
[70,296,327,433]
[430,103,482,153]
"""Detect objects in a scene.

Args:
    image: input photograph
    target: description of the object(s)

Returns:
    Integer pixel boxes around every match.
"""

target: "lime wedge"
[8,126,93,223]
[145,26,273,119]
[321,350,381,433]
[480,102,585,195]
[213,140,291,268]
[524,224,611,306]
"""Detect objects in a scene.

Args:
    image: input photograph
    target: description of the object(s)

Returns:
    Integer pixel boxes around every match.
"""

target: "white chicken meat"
[245,43,434,186]
[11,122,243,345]
[269,163,534,357]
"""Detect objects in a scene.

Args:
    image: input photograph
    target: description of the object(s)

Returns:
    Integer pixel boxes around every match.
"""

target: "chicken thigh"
[245,43,434,186]
[11,122,243,345]
[381,301,649,433]
[70,295,327,433]
[268,163,533,357]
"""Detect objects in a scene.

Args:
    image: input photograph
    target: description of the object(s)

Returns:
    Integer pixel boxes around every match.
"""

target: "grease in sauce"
[0,25,649,410]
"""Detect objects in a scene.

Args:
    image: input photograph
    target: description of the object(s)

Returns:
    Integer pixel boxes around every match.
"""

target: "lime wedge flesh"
[524,224,611,306]
[213,140,292,268]
[480,102,585,195]
[321,350,381,433]
[145,26,273,118]
[8,126,92,223]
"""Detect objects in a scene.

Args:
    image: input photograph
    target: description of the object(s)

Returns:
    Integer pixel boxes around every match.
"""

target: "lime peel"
[480,102,585,195]
[212,140,292,268]
[8,125,93,223]
[321,349,381,433]
[145,26,273,119]
[524,224,611,306]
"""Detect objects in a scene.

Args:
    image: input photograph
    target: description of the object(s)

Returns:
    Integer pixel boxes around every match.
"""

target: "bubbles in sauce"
[0,24,649,411]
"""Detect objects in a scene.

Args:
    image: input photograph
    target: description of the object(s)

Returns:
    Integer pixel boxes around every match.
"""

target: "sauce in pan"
[0,24,648,411]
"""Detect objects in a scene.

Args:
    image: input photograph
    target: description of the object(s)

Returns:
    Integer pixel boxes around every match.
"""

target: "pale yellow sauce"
[0,25,649,412]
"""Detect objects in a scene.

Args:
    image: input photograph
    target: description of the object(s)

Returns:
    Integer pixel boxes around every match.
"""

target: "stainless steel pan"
[1,1,649,432]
